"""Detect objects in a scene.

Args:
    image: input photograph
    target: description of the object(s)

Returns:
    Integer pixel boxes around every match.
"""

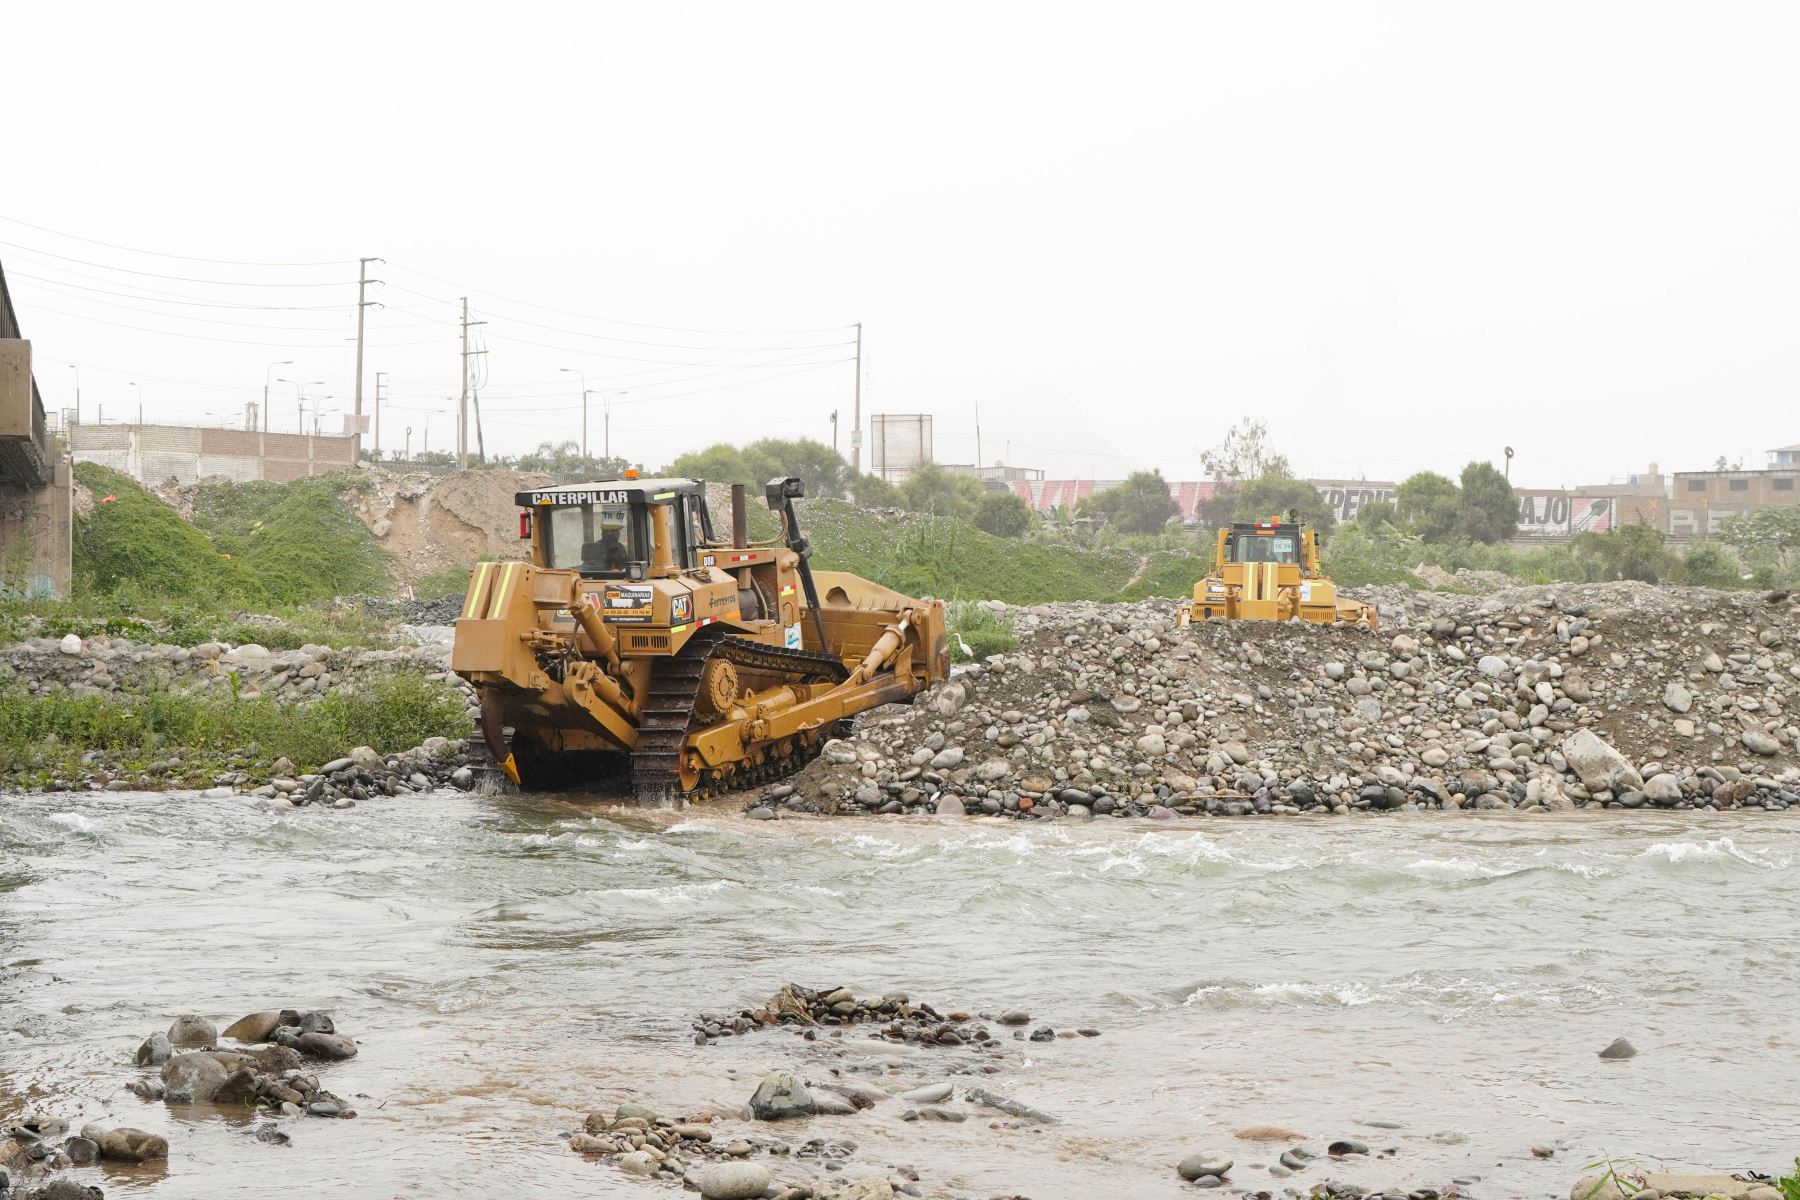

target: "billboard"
[1312,480,1397,523]
[1515,492,1613,536]
[870,413,933,482]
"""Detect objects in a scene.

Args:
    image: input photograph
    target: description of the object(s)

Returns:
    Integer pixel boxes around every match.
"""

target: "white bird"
[955,631,974,659]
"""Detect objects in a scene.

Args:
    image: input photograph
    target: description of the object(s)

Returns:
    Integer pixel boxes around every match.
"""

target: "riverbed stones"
[135,1031,172,1065]
[1598,1036,1637,1060]
[691,1163,772,1200]
[1177,1150,1233,1180]
[96,1126,168,1163]
[222,1011,282,1043]
[296,1031,357,1060]
[749,1070,817,1120]
[166,1013,218,1047]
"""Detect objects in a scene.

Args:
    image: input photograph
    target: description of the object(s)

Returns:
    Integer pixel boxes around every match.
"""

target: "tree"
[740,438,849,499]
[1202,417,1290,481]
[1721,506,1800,562]
[1232,473,1336,531]
[1395,471,1461,543]
[1454,461,1517,544]
[665,443,751,483]
[973,490,1033,538]
[1679,542,1743,588]
[899,464,986,517]
[663,438,850,498]
[849,472,902,508]
[1354,498,1398,528]
[1573,525,1675,583]
[1080,470,1179,533]
[515,440,632,481]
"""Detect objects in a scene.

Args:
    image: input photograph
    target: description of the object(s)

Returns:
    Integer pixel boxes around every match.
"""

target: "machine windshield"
[1234,533,1297,563]
[543,503,638,576]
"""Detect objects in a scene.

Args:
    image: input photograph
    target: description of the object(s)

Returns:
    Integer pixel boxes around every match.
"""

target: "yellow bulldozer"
[1179,517,1378,630]
[451,475,949,800]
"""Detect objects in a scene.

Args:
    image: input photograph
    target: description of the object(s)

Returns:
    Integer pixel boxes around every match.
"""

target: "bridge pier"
[0,452,72,597]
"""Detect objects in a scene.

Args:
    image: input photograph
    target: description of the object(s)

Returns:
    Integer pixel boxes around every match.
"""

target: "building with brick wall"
[71,422,355,486]
[1668,464,1800,536]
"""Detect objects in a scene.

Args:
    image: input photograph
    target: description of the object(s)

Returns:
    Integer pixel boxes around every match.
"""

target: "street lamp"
[601,390,629,461]
[264,359,294,433]
[559,367,589,458]
[278,378,325,433]
[128,381,142,426]
[311,400,339,436]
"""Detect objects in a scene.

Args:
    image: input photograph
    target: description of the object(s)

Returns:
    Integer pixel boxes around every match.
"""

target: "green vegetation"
[0,673,470,785]
[190,474,389,602]
[972,490,1034,537]
[0,595,399,651]
[73,465,261,604]
[665,437,876,501]
[806,502,1141,602]
[944,600,1015,661]
[1777,1158,1800,1200]
[74,465,389,607]
[414,565,473,598]
[1078,469,1180,533]
[1318,520,1800,591]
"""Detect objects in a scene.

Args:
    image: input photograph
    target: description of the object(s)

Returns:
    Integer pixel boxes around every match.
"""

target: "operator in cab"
[581,527,631,574]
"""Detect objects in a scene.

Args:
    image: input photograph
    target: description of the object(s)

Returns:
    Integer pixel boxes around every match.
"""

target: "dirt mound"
[764,581,1800,819]
[347,468,550,588]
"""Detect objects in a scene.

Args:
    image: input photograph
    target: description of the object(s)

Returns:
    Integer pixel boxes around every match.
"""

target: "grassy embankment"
[1,467,468,784]
[0,675,470,788]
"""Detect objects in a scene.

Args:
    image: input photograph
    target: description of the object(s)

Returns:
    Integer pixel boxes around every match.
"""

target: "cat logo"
[671,594,694,623]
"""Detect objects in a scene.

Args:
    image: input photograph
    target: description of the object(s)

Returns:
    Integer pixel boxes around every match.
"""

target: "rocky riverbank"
[0,629,478,798]
[1,1007,361,1198]
[754,581,1800,820]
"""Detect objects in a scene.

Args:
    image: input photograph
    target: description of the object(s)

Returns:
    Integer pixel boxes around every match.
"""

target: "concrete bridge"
[1,256,73,597]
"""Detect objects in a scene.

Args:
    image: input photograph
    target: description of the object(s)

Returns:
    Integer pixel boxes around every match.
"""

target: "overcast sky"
[6,2,1796,489]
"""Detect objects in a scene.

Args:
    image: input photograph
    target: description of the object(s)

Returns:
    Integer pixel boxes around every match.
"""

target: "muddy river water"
[3,791,1796,1198]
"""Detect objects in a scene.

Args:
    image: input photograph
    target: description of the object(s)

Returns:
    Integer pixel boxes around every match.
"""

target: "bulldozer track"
[631,633,851,803]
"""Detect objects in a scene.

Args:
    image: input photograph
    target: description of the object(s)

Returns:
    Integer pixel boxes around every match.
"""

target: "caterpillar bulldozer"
[450,475,949,800]
[1178,517,1378,630]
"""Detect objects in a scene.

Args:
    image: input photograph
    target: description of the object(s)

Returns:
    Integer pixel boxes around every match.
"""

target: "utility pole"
[831,409,838,454]
[851,321,863,474]
[457,299,487,468]
[373,371,387,461]
[975,400,982,469]
[458,298,469,467]
[263,359,293,433]
[352,257,383,460]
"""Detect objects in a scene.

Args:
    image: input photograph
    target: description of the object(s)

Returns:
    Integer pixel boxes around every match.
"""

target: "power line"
[384,260,852,337]
[382,282,851,353]
[1,255,353,310]
[0,213,345,268]
[14,277,359,333]
[0,237,346,287]
[19,299,437,350]
[491,357,853,415]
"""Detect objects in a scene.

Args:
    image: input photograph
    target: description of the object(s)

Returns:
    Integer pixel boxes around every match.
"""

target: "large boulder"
[166,1014,218,1047]
[749,1069,816,1120]
[691,1162,773,1199]
[1561,729,1643,793]
[222,1011,281,1043]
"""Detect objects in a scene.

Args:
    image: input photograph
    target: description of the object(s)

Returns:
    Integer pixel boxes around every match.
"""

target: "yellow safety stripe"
[462,562,495,618]
[487,563,522,619]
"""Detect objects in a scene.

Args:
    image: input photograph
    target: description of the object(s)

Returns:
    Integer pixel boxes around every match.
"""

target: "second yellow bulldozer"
[451,475,949,800]
[1179,517,1378,630]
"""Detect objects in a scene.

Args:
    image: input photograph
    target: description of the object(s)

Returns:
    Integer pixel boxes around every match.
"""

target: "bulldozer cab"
[1225,522,1303,565]
[518,479,714,580]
